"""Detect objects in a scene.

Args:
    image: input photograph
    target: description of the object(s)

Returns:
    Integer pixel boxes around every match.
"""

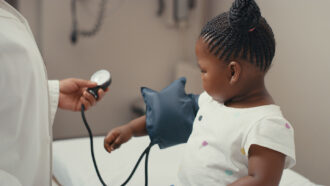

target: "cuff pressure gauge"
[88,69,111,100]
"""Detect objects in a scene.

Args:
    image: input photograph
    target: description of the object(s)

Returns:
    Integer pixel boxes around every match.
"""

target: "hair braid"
[200,0,276,71]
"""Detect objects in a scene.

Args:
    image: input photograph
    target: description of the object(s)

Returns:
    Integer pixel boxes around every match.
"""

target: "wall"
[19,0,329,184]
[208,0,330,185]
[19,0,207,139]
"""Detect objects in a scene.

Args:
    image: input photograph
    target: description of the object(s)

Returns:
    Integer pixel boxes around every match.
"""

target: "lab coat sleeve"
[0,170,22,186]
[48,80,60,126]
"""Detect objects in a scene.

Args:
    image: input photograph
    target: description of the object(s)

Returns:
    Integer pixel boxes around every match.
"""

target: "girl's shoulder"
[243,113,296,169]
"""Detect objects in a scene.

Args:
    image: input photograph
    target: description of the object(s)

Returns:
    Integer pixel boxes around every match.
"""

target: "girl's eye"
[201,70,206,73]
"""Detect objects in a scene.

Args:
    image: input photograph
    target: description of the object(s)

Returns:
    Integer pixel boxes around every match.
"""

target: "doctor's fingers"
[83,91,96,106]
[74,78,97,88]
[80,97,91,111]
[96,89,107,101]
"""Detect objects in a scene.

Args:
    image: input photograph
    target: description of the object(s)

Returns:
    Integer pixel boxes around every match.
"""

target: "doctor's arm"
[48,78,108,110]
[48,78,108,124]
[58,78,108,111]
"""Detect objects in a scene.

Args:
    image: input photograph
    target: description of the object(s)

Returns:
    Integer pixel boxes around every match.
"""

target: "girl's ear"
[227,61,241,85]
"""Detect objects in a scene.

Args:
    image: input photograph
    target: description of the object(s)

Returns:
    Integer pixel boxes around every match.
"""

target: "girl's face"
[195,38,232,103]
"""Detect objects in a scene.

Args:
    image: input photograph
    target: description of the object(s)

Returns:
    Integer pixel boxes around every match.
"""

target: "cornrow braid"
[200,0,276,71]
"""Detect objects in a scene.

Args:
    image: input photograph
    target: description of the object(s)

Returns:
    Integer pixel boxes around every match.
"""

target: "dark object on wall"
[157,0,165,16]
[5,0,18,9]
[70,0,108,44]
[188,0,196,9]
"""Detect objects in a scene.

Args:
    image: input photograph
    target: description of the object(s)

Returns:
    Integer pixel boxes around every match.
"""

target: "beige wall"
[20,0,330,184]
[208,0,330,185]
[20,0,207,139]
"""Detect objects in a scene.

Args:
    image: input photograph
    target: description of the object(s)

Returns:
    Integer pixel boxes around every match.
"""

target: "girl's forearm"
[229,176,275,186]
[127,115,147,137]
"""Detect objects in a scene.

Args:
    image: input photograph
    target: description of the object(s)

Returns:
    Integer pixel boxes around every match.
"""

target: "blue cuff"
[141,77,199,149]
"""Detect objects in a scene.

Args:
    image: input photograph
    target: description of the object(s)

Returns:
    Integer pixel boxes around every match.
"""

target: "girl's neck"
[224,79,274,108]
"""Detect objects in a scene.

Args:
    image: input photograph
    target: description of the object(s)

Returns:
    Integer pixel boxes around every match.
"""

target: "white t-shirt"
[178,91,296,186]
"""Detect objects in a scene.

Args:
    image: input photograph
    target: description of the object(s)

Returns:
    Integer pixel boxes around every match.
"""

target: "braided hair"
[201,0,275,71]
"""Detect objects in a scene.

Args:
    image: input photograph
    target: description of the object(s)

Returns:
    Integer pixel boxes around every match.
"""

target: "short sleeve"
[244,117,296,169]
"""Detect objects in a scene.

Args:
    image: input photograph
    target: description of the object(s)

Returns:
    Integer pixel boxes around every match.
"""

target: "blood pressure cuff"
[141,77,199,149]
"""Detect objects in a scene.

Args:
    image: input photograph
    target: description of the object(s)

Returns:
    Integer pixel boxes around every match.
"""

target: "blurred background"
[10,0,330,185]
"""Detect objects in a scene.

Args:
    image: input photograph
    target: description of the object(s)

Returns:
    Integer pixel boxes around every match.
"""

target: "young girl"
[104,0,295,185]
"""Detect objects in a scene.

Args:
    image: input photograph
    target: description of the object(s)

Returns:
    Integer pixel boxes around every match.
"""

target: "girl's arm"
[128,115,148,136]
[104,115,147,153]
[229,144,285,186]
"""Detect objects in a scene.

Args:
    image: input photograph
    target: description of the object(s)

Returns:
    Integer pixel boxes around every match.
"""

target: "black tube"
[81,104,107,186]
[81,103,153,186]
[144,144,152,186]
[121,142,153,186]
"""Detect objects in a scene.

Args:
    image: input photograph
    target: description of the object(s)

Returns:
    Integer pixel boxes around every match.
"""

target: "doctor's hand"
[59,78,108,111]
[104,125,133,153]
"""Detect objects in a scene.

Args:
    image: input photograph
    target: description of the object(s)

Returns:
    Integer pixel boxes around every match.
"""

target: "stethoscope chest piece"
[88,69,111,100]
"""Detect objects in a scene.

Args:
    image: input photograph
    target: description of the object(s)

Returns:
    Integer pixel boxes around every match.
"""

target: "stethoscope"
[81,70,153,186]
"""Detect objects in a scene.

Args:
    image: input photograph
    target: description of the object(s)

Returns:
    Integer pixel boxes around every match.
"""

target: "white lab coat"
[0,1,59,186]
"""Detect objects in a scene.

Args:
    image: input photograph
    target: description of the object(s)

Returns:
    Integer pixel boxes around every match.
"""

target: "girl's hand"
[104,125,133,153]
